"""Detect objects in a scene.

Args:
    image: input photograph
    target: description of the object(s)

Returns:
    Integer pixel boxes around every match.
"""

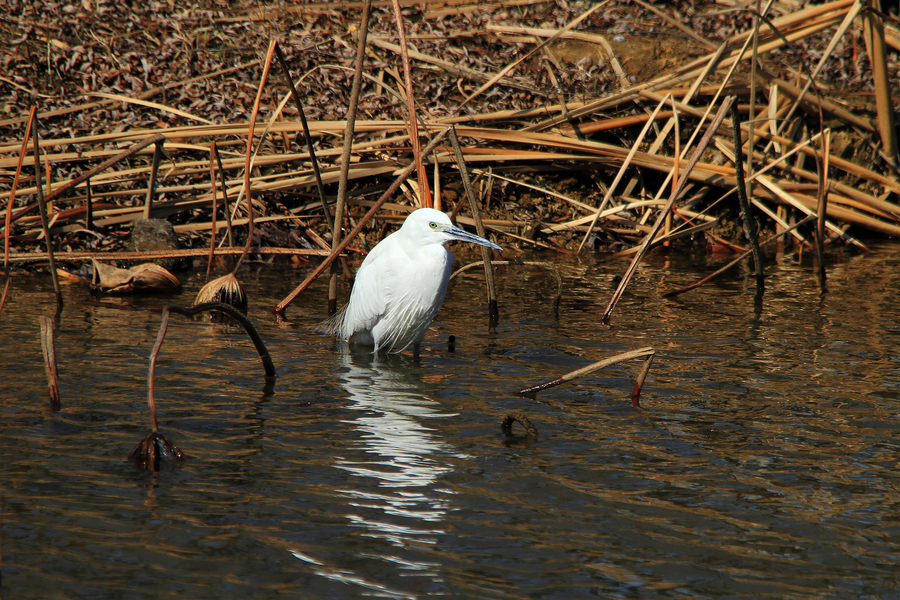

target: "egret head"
[401,208,502,250]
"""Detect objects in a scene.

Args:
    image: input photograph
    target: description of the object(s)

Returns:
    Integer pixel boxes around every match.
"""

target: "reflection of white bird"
[326,208,501,355]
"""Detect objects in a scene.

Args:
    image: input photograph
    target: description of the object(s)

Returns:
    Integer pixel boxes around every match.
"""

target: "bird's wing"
[337,239,394,340]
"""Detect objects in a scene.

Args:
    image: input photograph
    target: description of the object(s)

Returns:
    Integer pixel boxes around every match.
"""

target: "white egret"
[324,208,501,356]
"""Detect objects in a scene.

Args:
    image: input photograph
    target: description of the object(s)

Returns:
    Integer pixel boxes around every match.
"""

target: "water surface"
[3,244,900,598]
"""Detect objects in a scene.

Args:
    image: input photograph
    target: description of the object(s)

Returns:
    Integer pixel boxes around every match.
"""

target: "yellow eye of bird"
[429,222,438,229]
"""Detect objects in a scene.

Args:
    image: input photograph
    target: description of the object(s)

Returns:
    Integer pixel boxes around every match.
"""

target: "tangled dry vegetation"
[1,0,899,275]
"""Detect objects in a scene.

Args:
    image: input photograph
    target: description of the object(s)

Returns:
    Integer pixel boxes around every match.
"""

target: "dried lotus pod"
[91,259,181,294]
[128,431,185,471]
[194,273,247,314]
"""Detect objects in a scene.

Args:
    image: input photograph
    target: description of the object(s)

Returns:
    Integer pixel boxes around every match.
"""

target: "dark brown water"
[3,243,900,599]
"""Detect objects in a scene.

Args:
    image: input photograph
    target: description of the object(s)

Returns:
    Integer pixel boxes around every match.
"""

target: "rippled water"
[3,243,900,599]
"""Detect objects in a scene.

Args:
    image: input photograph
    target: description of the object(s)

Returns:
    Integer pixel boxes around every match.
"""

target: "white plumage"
[325,208,501,355]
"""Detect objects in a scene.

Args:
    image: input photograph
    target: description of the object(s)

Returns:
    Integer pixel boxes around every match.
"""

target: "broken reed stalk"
[663,215,816,298]
[206,143,219,283]
[515,347,656,400]
[234,41,280,276]
[0,278,9,318]
[273,43,331,233]
[390,0,432,208]
[863,0,898,163]
[577,93,673,253]
[602,97,735,324]
[5,133,167,229]
[2,108,37,320]
[631,352,654,407]
[730,101,765,291]
[274,126,451,314]
[331,0,373,315]
[746,0,763,182]
[31,113,62,307]
[5,107,36,275]
[40,316,61,411]
[815,131,830,284]
[501,411,539,438]
[447,126,498,323]
[142,138,165,220]
[85,180,93,232]
[212,144,234,248]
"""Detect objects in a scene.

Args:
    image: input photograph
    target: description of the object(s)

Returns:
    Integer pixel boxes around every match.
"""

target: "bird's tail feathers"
[315,303,348,337]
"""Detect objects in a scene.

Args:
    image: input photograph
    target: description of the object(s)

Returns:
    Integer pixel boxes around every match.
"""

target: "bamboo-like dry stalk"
[730,102,765,291]
[447,127,498,321]
[142,139,165,220]
[515,347,655,398]
[863,0,898,162]
[602,97,735,324]
[40,316,61,411]
[390,0,431,208]
[331,0,373,315]
[31,113,62,307]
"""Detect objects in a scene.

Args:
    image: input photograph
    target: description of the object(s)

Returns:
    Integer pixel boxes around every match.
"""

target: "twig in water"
[601,97,735,324]
[515,347,655,401]
[730,100,765,291]
[448,126,498,323]
[501,411,539,439]
[815,131,830,286]
[40,316,61,411]
[31,110,62,307]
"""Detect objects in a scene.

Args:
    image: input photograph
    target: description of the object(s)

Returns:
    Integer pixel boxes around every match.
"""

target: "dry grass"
[1,0,898,270]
